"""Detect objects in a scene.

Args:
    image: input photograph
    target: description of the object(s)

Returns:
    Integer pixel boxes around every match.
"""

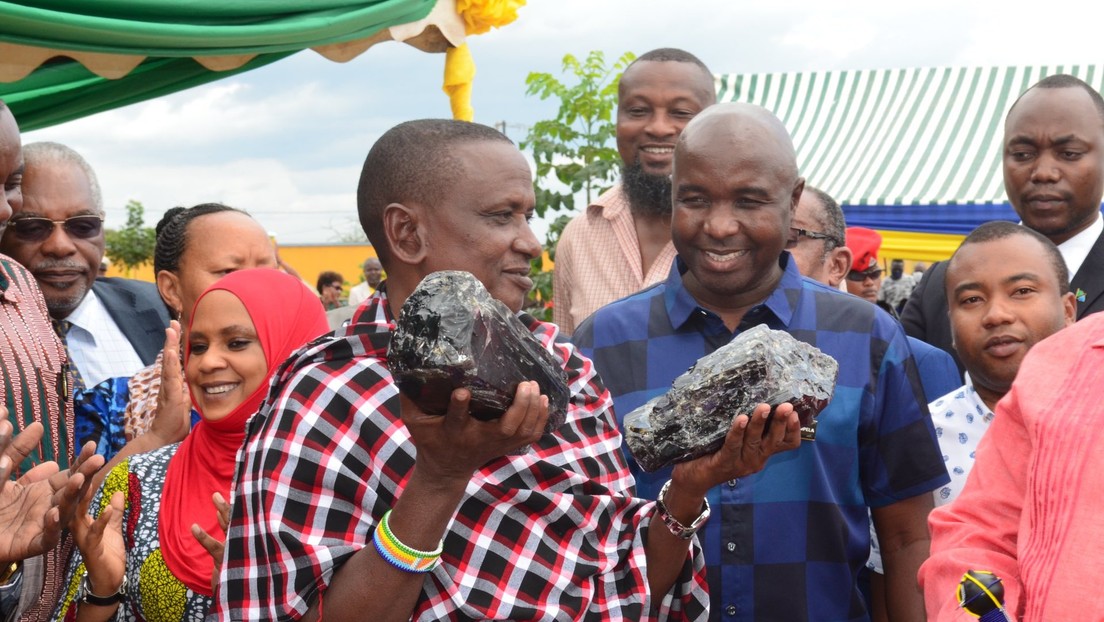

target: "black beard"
[622,162,672,218]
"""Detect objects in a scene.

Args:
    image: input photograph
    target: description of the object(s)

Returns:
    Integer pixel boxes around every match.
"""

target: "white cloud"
[94,158,361,244]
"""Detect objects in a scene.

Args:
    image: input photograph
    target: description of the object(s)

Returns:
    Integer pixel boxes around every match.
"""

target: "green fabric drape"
[0,0,435,130]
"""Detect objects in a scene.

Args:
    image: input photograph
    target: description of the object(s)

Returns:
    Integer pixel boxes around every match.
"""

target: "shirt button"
[726,541,736,552]
[726,604,737,616]
[727,479,738,488]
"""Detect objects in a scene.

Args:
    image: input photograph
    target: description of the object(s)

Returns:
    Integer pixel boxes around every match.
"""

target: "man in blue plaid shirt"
[574,103,949,622]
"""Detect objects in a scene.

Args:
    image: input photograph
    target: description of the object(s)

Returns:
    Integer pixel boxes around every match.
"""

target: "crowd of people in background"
[1,45,1103,622]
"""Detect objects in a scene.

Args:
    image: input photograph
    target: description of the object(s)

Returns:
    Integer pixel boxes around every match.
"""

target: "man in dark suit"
[902,74,1104,377]
[0,142,168,389]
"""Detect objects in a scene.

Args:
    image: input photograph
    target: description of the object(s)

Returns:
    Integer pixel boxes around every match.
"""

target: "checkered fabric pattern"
[210,286,709,621]
[573,255,949,622]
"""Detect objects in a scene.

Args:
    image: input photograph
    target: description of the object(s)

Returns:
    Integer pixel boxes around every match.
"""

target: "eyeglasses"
[846,268,884,282]
[786,227,841,249]
[6,215,104,242]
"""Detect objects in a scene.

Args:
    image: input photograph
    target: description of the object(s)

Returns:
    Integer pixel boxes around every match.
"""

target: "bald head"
[670,102,804,320]
[675,103,799,183]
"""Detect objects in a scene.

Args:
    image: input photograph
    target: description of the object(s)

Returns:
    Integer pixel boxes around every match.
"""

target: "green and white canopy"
[0,0,468,131]
[715,64,1104,234]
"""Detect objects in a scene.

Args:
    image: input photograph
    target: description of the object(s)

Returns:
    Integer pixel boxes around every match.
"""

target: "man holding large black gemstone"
[212,119,801,622]
[574,103,948,622]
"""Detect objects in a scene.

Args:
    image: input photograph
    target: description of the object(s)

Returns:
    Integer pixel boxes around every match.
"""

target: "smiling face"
[157,211,277,326]
[363,258,383,287]
[419,141,541,313]
[616,60,715,176]
[186,289,267,422]
[1,159,103,319]
[946,235,1075,408]
[1004,86,1104,245]
[671,108,802,315]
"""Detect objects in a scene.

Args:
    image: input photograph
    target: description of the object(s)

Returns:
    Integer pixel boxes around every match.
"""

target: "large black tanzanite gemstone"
[389,271,569,431]
[624,324,838,472]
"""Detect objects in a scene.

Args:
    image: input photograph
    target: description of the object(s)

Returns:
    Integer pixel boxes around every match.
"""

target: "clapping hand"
[191,492,232,594]
[0,417,104,564]
[70,488,126,597]
[151,320,191,445]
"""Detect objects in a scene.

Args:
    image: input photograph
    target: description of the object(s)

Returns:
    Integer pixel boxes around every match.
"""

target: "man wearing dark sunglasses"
[786,186,850,286]
[0,142,168,392]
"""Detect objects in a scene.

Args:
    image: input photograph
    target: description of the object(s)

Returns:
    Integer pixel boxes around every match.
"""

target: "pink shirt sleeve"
[919,380,1030,620]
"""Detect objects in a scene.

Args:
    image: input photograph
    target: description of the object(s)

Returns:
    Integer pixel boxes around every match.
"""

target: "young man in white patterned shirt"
[931,220,1075,506]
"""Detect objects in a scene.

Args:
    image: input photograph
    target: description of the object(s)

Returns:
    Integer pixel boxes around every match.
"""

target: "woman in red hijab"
[52,269,329,621]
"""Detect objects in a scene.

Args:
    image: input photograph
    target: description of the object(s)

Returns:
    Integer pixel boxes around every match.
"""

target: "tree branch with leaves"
[521,50,634,320]
[104,200,156,277]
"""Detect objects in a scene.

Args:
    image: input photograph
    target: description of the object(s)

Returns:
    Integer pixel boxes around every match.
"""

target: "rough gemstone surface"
[624,324,838,472]
[389,271,569,431]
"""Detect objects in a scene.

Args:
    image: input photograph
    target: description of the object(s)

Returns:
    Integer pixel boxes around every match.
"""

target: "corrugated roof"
[716,65,1104,207]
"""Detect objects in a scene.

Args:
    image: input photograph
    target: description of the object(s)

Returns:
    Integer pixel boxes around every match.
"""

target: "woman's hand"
[70,489,126,596]
[191,492,231,594]
[150,321,190,446]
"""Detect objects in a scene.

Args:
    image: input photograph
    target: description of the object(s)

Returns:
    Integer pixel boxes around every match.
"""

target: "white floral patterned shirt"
[928,374,995,507]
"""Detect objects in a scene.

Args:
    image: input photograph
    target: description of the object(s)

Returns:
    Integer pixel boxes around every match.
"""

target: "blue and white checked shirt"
[574,254,949,622]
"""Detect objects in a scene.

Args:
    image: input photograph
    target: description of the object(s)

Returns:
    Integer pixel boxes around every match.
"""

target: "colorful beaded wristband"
[372,510,443,573]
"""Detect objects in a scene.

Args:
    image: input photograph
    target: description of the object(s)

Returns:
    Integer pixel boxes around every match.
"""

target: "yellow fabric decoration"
[444,44,475,121]
[444,0,526,121]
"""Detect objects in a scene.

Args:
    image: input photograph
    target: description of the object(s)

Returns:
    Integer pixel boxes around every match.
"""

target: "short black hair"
[154,203,249,275]
[356,119,513,267]
[1008,74,1104,124]
[802,185,846,249]
[316,271,343,295]
[635,48,711,72]
[623,48,716,103]
[949,220,1069,292]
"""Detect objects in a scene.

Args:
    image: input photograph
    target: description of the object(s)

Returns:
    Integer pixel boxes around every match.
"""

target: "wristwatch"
[77,571,128,607]
[0,561,19,585]
[655,479,711,540]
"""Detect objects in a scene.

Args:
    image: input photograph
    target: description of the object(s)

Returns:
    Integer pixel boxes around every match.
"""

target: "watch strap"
[79,572,127,607]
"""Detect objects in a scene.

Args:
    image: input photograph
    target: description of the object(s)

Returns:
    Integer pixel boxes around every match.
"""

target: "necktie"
[52,318,86,394]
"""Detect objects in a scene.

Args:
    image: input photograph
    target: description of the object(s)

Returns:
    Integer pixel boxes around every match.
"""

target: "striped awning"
[715,64,1104,235]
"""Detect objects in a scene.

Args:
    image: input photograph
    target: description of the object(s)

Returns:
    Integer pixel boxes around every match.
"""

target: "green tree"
[105,200,157,275]
[521,50,634,320]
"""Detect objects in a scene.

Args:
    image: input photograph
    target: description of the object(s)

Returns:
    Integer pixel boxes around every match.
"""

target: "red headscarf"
[159,268,329,595]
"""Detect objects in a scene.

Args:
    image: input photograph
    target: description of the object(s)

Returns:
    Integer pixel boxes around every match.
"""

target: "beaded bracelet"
[372,510,443,573]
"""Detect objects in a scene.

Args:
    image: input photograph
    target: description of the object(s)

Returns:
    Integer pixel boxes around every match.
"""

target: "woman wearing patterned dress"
[51,268,329,621]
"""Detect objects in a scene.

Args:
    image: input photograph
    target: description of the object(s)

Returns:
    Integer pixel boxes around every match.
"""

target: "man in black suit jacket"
[0,142,168,388]
[902,74,1104,378]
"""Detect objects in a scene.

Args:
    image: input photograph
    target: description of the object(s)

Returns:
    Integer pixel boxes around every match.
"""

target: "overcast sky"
[23,0,1104,244]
